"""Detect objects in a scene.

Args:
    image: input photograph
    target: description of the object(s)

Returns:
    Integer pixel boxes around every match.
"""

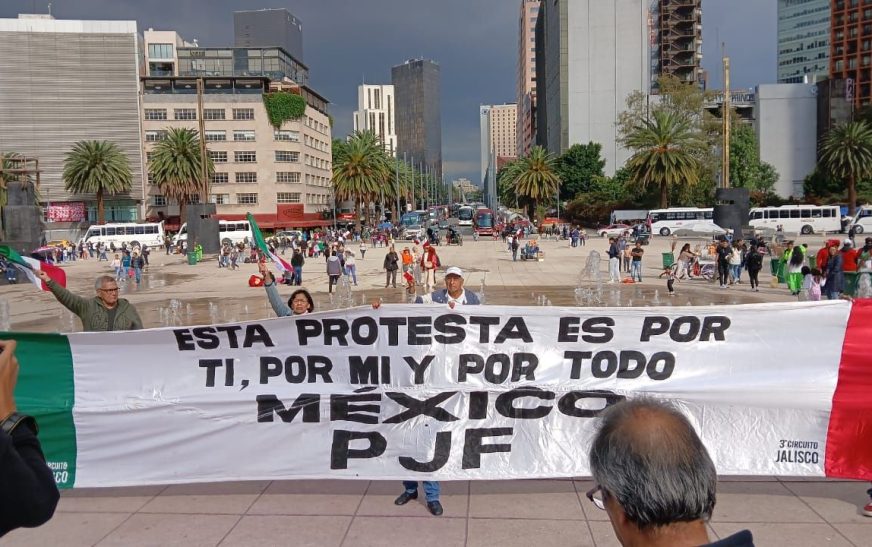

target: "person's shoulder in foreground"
[587,398,754,547]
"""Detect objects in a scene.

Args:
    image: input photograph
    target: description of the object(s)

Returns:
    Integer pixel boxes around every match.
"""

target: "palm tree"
[623,109,701,208]
[63,141,132,224]
[819,120,872,216]
[332,131,392,230]
[149,128,213,222]
[505,146,560,221]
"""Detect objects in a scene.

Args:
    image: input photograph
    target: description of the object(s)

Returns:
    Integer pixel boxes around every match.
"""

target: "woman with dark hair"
[824,245,844,300]
[258,262,315,316]
[787,244,806,295]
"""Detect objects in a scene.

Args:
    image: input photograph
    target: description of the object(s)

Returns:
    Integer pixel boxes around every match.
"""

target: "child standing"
[806,267,825,301]
[665,265,676,296]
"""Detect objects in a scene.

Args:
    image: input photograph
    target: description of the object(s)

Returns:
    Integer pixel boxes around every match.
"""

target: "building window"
[236,193,258,205]
[274,130,300,142]
[174,108,197,120]
[203,108,225,120]
[235,172,257,183]
[233,130,256,142]
[148,43,174,59]
[153,195,167,206]
[276,192,301,204]
[277,171,301,183]
[209,150,227,163]
[145,130,167,142]
[144,108,167,120]
[234,151,257,163]
[233,108,255,120]
[211,172,229,184]
[275,151,300,162]
[189,194,201,205]
[210,194,229,205]
[205,130,226,142]
[146,151,155,163]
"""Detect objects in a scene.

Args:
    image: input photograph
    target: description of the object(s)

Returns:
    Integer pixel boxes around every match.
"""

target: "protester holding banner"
[37,271,142,331]
[258,262,314,316]
[587,399,755,546]
[0,340,59,537]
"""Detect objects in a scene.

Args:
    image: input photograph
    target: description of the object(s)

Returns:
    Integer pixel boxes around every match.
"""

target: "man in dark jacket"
[0,339,60,537]
[37,272,142,331]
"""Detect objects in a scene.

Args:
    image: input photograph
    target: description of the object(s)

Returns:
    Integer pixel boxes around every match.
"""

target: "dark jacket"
[291,252,305,268]
[383,252,399,271]
[416,289,481,305]
[826,253,844,293]
[0,425,60,537]
[46,280,143,331]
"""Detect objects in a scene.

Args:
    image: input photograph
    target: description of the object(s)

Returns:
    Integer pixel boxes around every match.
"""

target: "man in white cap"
[387,266,480,515]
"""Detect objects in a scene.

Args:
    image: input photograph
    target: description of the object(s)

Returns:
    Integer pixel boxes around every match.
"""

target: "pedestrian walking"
[326,251,342,293]
[607,238,621,283]
[345,251,358,286]
[745,246,764,292]
[383,245,399,288]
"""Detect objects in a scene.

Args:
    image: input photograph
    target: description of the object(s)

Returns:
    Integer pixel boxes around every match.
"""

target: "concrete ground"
[4,231,869,546]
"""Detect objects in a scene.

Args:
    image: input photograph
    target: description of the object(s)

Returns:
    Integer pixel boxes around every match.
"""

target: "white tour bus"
[648,207,715,236]
[749,205,841,235]
[457,206,475,226]
[173,220,253,246]
[849,205,872,234]
[81,222,165,248]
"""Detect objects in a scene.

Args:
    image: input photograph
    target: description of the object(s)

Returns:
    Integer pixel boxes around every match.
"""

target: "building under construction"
[651,0,704,90]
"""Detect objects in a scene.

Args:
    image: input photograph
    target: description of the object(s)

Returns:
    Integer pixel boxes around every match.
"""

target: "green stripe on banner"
[0,332,77,489]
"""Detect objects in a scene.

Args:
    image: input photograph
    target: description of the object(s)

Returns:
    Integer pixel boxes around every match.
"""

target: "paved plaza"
[4,234,870,546]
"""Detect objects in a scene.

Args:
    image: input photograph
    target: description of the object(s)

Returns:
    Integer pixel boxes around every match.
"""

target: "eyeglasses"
[291,298,310,305]
[99,288,120,293]
[586,485,605,510]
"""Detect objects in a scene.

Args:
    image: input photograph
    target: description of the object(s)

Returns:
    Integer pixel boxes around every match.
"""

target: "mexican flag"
[246,213,290,273]
[0,245,66,291]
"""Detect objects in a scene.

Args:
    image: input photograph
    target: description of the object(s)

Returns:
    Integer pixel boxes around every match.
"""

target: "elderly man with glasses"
[37,271,142,331]
[586,398,754,547]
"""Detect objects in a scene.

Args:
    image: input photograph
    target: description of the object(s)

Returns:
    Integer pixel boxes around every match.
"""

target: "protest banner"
[5,300,871,488]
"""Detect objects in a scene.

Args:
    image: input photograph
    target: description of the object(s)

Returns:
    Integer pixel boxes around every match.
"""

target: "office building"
[536,0,650,174]
[0,14,145,229]
[141,31,331,228]
[517,0,541,157]
[777,0,830,84]
[234,8,304,63]
[652,0,704,89]
[756,84,818,198]
[353,84,397,156]
[480,103,517,186]
[392,59,442,179]
[830,0,872,106]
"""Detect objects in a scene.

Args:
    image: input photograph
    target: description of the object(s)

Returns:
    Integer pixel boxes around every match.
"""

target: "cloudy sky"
[2,0,777,185]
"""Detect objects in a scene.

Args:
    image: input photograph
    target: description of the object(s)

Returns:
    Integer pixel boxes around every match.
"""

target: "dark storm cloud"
[2,0,774,185]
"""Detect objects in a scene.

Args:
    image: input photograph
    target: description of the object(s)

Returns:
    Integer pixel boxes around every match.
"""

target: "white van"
[750,205,841,235]
[81,222,165,248]
[173,220,253,245]
[849,205,872,234]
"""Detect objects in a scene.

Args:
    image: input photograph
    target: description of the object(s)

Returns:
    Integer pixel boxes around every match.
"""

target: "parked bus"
[750,205,841,235]
[457,206,475,226]
[400,210,428,227]
[849,205,872,234]
[173,220,252,246]
[80,222,165,248]
[474,208,496,236]
[648,208,715,236]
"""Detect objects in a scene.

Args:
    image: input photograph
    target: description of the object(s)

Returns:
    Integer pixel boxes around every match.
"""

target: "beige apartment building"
[517,0,540,157]
[141,30,331,229]
[489,103,518,160]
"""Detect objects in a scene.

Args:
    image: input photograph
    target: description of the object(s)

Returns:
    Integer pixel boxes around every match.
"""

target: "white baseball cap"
[445,266,464,277]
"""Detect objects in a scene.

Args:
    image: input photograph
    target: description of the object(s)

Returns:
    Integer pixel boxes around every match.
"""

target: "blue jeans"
[731,264,741,282]
[134,267,142,284]
[293,266,302,285]
[630,260,642,281]
[403,480,440,502]
[346,264,357,285]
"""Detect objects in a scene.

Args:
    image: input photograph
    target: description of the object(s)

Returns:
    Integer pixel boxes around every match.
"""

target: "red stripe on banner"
[825,299,872,480]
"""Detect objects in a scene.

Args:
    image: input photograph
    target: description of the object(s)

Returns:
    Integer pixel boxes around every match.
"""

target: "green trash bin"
[769,258,786,283]
[662,252,675,269]
[844,271,860,297]
[187,252,197,265]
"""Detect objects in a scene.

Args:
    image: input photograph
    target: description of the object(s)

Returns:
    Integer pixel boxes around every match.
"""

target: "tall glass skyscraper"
[391,59,442,179]
[777,0,830,83]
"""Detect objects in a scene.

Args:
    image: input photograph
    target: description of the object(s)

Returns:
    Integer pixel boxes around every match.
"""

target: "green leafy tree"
[504,146,561,221]
[148,128,213,222]
[623,110,701,208]
[729,123,779,193]
[332,131,392,229]
[819,120,872,216]
[63,141,132,224]
[555,142,606,200]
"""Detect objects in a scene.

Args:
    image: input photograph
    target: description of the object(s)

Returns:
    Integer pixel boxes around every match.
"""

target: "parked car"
[275,230,303,240]
[597,224,631,238]
[403,224,424,240]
